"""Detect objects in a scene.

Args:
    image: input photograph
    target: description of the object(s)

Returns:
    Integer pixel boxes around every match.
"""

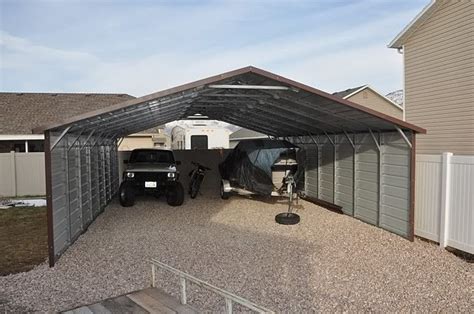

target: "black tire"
[119,181,135,207]
[189,176,203,199]
[275,212,300,225]
[220,181,229,200]
[167,182,184,206]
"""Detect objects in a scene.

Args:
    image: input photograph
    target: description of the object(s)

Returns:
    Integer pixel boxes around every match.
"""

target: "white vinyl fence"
[0,152,46,197]
[415,153,474,254]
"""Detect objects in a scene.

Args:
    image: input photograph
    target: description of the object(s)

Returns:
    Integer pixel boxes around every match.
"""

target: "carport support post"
[409,133,417,241]
[44,131,56,267]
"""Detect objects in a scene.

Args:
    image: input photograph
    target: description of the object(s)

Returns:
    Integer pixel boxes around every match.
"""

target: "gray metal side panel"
[67,142,81,242]
[380,132,411,237]
[354,134,378,225]
[51,134,68,257]
[91,145,100,218]
[319,137,333,203]
[304,144,319,198]
[50,131,119,261]
[335,134,354,215]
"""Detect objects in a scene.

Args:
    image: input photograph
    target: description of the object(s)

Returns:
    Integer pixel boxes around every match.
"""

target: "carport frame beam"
[208,84,291,90]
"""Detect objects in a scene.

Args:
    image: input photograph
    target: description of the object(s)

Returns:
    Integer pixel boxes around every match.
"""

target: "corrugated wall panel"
[335,134,354,215]
[354,134,379,225]
[380,132,411,237]
[304,144,319,198]
[67,141,82,241]
[81,144,92,228]
[50,133,69,257]
[319,137,334,203]
[90,145,100,218]
[50,131,119,261]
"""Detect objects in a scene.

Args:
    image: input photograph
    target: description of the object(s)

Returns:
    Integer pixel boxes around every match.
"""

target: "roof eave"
[388,0,438,49]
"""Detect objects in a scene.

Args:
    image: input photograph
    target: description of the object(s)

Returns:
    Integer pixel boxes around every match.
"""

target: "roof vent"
[50,94,58,96]
[16,93,24,96]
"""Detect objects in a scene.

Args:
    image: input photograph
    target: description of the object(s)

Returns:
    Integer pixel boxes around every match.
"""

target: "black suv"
[119,149,184,207]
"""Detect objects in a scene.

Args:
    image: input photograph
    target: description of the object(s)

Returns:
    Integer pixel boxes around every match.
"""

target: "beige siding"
[346,88,403,119]
[119,135,155,151]
[404,0,474,155]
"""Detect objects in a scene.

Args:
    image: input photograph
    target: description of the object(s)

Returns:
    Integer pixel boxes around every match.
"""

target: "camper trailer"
[171,120,230,150]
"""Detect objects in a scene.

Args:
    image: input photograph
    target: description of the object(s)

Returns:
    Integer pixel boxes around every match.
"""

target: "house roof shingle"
[0,92,135,134]
[332,85,366,99]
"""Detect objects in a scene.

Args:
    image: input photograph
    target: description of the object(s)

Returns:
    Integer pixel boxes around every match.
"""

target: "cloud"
[0,1,418,95]
[0,31,97,70]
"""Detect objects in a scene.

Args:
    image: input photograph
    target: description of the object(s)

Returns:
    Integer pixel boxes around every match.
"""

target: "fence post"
[439,152,453,248]
[10,151,17,197]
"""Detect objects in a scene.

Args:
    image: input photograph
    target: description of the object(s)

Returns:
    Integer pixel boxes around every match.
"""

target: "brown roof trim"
[32,66,426,134]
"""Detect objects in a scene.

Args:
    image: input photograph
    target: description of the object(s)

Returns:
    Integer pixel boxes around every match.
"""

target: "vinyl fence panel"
[415,153,474,254]
[0,152,46,197]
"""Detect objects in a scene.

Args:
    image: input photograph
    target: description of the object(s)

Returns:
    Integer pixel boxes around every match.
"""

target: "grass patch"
[0,206,48,276]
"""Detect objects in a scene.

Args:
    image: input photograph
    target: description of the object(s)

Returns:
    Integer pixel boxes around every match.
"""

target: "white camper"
[171,120,230,150]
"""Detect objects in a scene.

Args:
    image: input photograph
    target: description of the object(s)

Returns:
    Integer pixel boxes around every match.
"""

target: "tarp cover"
[219,139,299,195]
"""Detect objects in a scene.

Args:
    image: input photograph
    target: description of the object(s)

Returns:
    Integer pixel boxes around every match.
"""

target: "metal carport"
[33,66,426,267]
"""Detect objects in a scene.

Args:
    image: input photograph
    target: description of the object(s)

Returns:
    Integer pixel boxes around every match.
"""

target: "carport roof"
[33,66,426,137]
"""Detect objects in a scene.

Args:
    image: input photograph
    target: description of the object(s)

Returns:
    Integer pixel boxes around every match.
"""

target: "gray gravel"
[1,193,473,312]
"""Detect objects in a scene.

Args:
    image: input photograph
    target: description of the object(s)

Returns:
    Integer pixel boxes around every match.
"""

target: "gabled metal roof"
[33,66,426,137]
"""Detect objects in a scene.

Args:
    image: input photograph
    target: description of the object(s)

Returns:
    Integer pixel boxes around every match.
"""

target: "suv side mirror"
[175,161,181,166]
[123,159,128,164]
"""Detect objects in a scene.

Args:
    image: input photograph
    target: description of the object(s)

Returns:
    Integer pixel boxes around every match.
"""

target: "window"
[28,140,44,152]
[0,140,26,153]
[190,135,208,150]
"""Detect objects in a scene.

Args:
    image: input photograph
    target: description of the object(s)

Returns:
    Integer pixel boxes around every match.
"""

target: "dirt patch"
[0,206,48,275]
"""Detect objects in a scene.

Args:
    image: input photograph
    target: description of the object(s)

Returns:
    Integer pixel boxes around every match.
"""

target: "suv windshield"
[129,150,175,163]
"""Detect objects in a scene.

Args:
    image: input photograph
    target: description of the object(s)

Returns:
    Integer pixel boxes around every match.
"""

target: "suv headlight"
[167,172,176,178]
[126,172,134,178]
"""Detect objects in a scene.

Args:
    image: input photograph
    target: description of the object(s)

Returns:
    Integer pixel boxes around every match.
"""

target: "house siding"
[346,89,403,120]
[404,0,474,155]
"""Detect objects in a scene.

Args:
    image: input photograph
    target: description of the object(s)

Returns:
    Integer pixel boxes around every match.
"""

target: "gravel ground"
[1,192,473,312]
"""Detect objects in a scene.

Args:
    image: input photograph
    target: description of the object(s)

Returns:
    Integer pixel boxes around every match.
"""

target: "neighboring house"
[333,85,404,120]
[0,92,172,153]
[118,127,170,151]
[0,92,135,152]
[389,0,474,155]
[170,120,230,150]
[229,128,267,148]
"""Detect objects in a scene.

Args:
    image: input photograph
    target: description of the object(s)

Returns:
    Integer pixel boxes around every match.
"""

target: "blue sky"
[1,0,427,97]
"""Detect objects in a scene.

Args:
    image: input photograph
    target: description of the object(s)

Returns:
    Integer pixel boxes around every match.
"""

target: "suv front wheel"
[119,181,135,207]
[167,182,184,206]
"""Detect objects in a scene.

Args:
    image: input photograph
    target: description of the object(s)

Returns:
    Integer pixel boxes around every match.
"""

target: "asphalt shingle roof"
[0,92,135,134]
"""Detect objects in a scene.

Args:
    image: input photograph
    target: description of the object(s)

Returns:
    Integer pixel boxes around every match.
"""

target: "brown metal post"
[409,132,416,241]
[44,130,56,267]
